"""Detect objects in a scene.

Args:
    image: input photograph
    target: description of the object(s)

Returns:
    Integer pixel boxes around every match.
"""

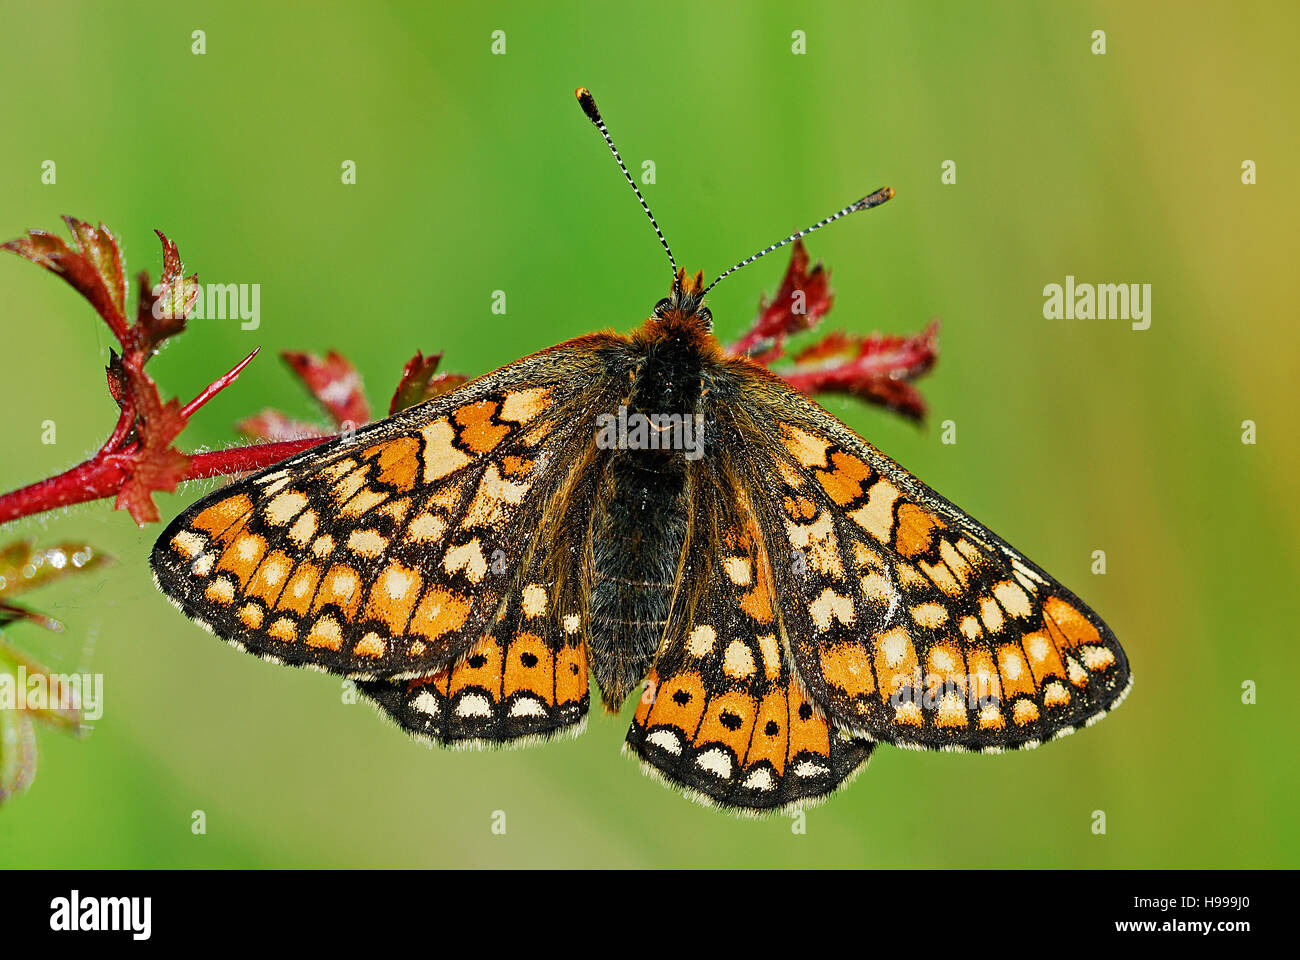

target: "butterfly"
[152,88,1130,813]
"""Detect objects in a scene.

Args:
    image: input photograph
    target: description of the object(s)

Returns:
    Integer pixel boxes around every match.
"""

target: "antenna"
[703,187,895,294]
[575,87,678,284]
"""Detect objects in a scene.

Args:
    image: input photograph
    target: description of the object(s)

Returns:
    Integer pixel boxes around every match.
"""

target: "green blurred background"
[1,0,1295,868]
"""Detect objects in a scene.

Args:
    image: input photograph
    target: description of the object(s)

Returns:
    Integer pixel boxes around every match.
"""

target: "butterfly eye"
[697,307,713,326]
[654,298,672,315]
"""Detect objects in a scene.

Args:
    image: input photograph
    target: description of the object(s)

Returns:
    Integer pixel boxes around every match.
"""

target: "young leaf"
[390,351,468,414]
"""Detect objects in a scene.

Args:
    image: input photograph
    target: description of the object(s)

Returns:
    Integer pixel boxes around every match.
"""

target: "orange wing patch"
[361,559,591,746]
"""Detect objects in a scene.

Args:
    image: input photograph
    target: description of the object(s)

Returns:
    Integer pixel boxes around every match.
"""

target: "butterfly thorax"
[585,273,720,710]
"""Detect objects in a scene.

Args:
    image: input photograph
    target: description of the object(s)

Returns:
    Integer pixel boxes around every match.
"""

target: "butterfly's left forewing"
[152,337,622,681]
[724,367,1131,752]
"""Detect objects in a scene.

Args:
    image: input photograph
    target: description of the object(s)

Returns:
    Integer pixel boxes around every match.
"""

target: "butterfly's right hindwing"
[626,449,874,811]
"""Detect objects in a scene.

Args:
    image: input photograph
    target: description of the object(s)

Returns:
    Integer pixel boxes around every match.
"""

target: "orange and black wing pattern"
[358,448,606,746]
[151,337,621,683]
[626,452,874,812]
[723,365,1131,753]
[359,573,592,748]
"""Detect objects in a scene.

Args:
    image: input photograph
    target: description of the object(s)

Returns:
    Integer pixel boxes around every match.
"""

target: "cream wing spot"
[849,478,901,544]
[695,748,733,778]
[1000,648,1026,682]
[688,625,717,657]
[170,530,206,559]
[980,597,1005,633]
[723,640,756,679]
[647,729,682,755]
[412,690,440,717]
[781,425,831,468]
[205,576,236,604]
[993,580,1033,618]
[1012,699,1039,725]
[382,565,418,603]
[288,510,318,546]
[306,615,343,650]
[455,693,493,718]
[1044,681,1070,707]
[408,511,447,544]
[722,556,752,586]
[234,534,262,563]
[808,588,854,631]
[421,419,471,482]
[260,555,290,589]
[1080,645,1116,671]
[784,511,843,577]
[355,633,387,658]
[346,529,389,558]
[911,602,949,629]
[499,387,551,424]
[462,464,531,528]
[756,634,780,680]
[509,697,548,718]
[521,583,548,618]
[265,491,308,525]
[880,628,908,669]
[443,539,488,583]
[860,572,895,604]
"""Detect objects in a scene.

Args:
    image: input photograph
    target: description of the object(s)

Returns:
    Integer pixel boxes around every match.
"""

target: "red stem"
[184,437,329,478]
[0,436,330,526]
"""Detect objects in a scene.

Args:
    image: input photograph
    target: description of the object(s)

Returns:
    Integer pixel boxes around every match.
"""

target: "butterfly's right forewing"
[724,366,1131,752]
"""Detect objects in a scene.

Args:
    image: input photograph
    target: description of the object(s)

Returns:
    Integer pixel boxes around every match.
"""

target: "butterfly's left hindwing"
[151,337,622,681]
[359,446,605,746]
[721,365,1131,752]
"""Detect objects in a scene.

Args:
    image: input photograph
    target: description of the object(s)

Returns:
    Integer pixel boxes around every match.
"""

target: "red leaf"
[731,239,833,356]
[135,231,198,352]
[2,218,129,344]
[389,351,468,414]
[112,366,191,525]
[781,321,940,421]
[282,351,370,428]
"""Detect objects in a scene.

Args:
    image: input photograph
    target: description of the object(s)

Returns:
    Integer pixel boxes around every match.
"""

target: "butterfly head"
[652,268,713,332]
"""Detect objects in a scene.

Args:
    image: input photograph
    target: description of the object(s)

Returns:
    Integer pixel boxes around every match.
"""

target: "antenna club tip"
[575,87,600,122]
